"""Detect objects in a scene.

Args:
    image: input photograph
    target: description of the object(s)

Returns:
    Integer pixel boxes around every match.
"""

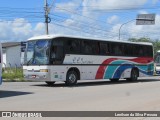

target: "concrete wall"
[2,53,6,67]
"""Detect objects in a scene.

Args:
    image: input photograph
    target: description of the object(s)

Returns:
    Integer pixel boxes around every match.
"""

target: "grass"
[2,68,25,82]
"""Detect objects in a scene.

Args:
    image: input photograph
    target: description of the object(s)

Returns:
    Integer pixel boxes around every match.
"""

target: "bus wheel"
[110,78,119,82]
[45,81,55,86]
[127,69,138,81]
[65,71,78,86]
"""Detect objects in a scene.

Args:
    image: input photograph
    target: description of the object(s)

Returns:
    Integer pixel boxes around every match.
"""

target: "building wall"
[3,46,21,68]
[2,53,6,68]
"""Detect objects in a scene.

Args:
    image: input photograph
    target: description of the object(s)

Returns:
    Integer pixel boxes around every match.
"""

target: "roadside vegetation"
[2,68,24,82]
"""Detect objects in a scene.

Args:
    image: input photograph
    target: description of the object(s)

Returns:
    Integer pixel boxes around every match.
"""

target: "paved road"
[1,77,160,120]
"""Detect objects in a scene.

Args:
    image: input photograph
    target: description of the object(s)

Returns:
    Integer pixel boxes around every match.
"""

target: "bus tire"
[45,81,55,86]
[65,71,78,86]
[127,69,138,81]
[110,78,119,82]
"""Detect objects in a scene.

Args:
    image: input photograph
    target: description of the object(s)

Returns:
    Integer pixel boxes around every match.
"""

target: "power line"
[50,14,116,34]
[51,18,119,38]
[52,20,114,39]
[55,5,160,11]
[54,6,115,26]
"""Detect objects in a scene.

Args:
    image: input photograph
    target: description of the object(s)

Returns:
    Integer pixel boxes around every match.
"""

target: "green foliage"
[2,68,24,82]
[128,37,160,54]
[128,37,151,42]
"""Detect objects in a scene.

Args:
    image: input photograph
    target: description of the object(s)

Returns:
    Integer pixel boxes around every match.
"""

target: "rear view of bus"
[0,43,2,85]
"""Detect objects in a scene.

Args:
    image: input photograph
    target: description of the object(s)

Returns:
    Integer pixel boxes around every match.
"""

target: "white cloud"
[0,19,47,42]
[0,18,33,42]
[55,0,82,14]
[0,0,160,42]
[115,14,160,40]
[82,0,148,10]
[81,0,148,23]
[107,15,119,24]
[64,19,75,26]
[152,0,159,4]
[34,22,46,36]
[138,10,148,14]
[12,19,32,36]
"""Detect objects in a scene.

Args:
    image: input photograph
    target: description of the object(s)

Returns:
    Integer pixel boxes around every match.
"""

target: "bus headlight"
[40,69,49,72]
[23,69,27,72]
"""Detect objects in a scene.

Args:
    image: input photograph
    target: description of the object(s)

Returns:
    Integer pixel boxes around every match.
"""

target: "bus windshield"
[25,40,51,65]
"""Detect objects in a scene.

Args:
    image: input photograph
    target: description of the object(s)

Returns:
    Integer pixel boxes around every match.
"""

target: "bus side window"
[138,45,143,56]
[124,44,132,56]
[81,41,100,55]
[133,45,139,56]
[51,46,57,59]
[143,46,153,57]
[113,44,122,56]
[91,41,99,55]
[82,41,92,54]
[66,39,80,54]
[51,39,64,64]
[100,43,109,55]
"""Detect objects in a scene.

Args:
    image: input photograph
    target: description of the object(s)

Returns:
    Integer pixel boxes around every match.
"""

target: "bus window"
[51,46,57,59]
[100,43,110,55]
[124,44,131,56]
[111,43,123,56]
[82,40,99,55]
[82,41,92,54]
[146,46,153,57]
[50,39,64,64]
[65,39,80,54]
[132,45,139,56]
[138,45,144,56]
[91,41,99,55]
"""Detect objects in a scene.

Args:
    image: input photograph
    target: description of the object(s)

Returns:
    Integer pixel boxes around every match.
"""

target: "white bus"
[154,50,160,75]
[0,43,2,85]
[23,35,154,86]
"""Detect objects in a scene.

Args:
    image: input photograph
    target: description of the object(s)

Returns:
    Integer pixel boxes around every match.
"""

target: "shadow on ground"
[31,79,160,88]
[0,90,33,98]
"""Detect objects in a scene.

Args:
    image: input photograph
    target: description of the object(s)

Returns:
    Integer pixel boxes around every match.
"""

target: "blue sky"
[0,0,160,42]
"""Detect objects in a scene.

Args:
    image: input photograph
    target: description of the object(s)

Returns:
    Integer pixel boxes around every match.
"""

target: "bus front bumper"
[23,69,51,82]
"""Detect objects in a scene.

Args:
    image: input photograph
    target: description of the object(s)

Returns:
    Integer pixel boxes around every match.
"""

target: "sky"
[0,0,160,42]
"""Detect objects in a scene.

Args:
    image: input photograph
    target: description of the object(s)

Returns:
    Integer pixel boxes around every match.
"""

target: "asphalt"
[0,76,160,120]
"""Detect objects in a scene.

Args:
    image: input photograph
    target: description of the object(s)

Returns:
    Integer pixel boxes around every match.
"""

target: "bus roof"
[28,34,153,46]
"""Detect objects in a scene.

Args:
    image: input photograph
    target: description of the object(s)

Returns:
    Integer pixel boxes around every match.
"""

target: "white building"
[2,42,22,68]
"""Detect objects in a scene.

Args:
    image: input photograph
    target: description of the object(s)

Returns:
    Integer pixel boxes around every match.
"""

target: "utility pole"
[44,0,54,35]
[44,0,49,35]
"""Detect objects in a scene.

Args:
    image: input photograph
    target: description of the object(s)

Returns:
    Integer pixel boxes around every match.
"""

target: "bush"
[2,68,24,82]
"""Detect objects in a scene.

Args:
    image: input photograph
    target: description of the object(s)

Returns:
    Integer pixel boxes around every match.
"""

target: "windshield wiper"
[27,58,34,65]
